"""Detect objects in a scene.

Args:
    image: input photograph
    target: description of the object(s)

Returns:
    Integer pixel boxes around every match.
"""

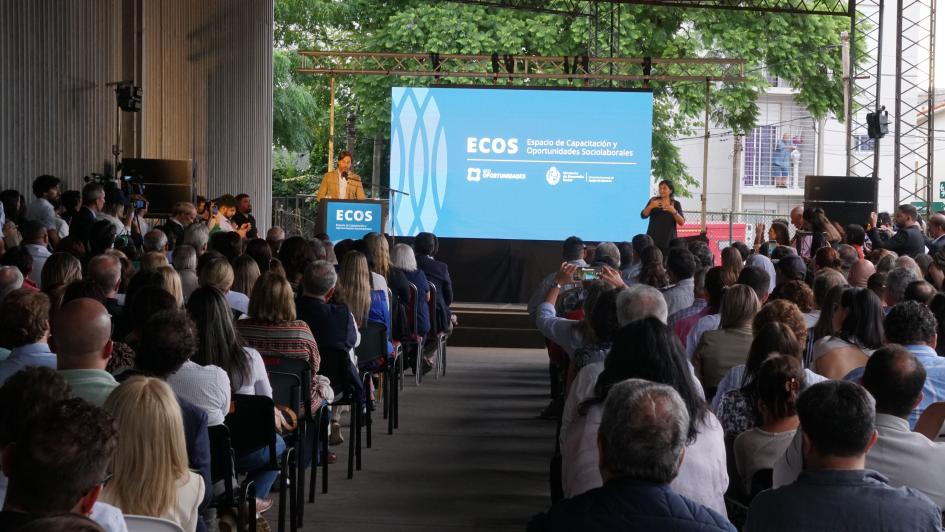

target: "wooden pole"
[701,78,710,233]
[328,76,336,171]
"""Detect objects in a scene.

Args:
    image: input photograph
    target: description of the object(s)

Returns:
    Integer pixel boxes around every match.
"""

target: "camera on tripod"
[83,173,113,186]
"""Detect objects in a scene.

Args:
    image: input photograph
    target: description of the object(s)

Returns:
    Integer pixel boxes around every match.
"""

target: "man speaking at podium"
[317,151,366,201]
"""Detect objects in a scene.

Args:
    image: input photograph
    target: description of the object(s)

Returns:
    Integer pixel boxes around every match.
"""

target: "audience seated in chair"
[413,232,454,334]
[746,381,942,532]
[0,290,54,386]
[52,298,118,406]
[733,355,802,498]
[693,284,758,391]
[861,345,945,509]
[236,271,327,411]
[662,247,698,317]
[845,301,945,428]
[0,367,127,532]
[811,287,884,380]
[101,377,204,532]
[296,260,359,355]
[531,379,734,532]
[0,398,117,531]
[560,319,728,515]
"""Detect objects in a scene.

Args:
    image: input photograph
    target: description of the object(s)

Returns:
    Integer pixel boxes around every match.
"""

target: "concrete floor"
[267,346,555,532]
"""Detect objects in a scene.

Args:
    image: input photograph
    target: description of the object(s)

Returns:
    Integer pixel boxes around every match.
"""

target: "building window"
[854,134,874,152]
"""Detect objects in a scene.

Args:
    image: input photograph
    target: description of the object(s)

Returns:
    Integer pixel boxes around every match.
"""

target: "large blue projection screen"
[389,87,653,242]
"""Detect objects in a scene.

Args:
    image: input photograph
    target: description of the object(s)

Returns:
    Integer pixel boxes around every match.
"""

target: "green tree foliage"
[273,0,852,196]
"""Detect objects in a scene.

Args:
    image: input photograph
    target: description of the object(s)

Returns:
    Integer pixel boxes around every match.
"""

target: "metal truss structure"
[893,0,936,210]
[845,0,884,181]
[296,51,746,84]
[445,0,851,16]
[444,0,939,215]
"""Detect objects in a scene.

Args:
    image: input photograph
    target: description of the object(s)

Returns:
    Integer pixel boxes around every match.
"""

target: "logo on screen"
[546,166,561,186]
[467,168,481,182]
[390,88,449,235]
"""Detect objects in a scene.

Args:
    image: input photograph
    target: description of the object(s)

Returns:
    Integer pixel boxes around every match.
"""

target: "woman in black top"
[641,180,685,251]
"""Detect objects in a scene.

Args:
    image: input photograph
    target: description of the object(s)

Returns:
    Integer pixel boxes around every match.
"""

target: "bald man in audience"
[862,345,945,509]
[266,226,286,254]
[52,298,117,406]
[905,280,937,305]
[848,260,876,288]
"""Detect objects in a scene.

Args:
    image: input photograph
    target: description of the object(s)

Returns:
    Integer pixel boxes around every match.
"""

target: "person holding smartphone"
[641,180,686,253]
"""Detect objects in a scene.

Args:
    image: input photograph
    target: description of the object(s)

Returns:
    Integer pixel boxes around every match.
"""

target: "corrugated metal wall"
[0,0,273,229]
[141,0,273,230]
[0,0,122,191]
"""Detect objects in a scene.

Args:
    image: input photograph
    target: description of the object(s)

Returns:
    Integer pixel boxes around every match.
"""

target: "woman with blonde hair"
[40,252,82,290]
[334,251,372,327]
[199,257,249,316]
[235,271,327,410]
[139,250,169,272]
[232,254,261,299]
[102,376,204,532]
[364,232,391,279]
[156,265,184,307]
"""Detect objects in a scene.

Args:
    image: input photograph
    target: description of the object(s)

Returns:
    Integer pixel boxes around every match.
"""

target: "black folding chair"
[207,425,256,532]
[427,283,448,378]
[225,394,296,532]
[263,355,330,505]
[400,282,425,386]
[320,347,363,481]
[356,320,398,447]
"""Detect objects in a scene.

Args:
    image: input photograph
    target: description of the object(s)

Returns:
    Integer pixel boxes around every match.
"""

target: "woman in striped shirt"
[236,271,327,410]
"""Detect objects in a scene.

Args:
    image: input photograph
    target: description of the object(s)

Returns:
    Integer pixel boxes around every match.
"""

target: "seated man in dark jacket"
[528,379,735,532]
[746,381,943,532]
[414,232,453,333]
[296,260,359,353]
[868,204,927,258]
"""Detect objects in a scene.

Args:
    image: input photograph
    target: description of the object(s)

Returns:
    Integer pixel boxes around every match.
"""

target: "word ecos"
[466,137,519,155]
[335,209,374,222]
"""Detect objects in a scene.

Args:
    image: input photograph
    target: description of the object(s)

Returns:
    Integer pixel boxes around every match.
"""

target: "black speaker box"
[120,158,193,218]
[804,176,878,227]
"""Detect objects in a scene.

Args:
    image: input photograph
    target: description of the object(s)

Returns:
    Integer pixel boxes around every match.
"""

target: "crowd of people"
[0,175,455,531]
[530,203,945,531]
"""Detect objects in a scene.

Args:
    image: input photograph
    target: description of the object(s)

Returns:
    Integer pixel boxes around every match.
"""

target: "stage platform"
[449,302,546,349]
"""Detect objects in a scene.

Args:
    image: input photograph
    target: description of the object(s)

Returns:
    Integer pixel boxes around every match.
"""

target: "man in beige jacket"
[316,151,366,201]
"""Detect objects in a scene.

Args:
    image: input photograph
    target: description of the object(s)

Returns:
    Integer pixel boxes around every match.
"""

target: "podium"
[316,199,389,242]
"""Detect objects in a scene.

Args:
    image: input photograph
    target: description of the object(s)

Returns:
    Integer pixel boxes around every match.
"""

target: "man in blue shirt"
[0,290,55,387]
[845,301,945,428]
[746,381,942,532]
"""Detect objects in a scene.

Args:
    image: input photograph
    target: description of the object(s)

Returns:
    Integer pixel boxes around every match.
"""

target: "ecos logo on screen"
[335,209,374,222]
[466,137,519,155]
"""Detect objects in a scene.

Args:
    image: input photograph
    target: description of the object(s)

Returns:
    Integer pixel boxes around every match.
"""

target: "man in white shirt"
[210,195,249,238]
[23,175,61,247]
[861,344,945,509]
[19,221,51,288]
[776,344,945,505]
